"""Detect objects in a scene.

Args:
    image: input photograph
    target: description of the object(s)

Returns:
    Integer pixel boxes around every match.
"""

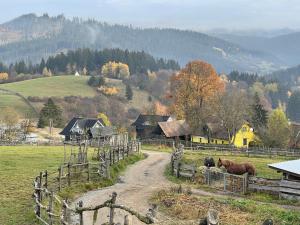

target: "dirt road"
[73,151,172,225]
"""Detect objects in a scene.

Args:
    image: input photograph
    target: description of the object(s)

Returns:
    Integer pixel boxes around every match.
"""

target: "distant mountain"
[212,30,300,66]
[268,65,300,89]
[0,14,283,73]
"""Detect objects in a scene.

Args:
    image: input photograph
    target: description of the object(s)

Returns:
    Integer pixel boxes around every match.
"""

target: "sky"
[1,0,300,30]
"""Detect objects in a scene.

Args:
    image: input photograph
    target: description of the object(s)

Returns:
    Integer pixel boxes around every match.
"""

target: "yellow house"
[191,123,256,148]
[231,123,255,148]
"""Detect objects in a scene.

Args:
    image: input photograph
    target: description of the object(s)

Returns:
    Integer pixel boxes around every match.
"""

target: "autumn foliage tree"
[101,61,130,79]
[0,72,9,80]
[170,60,224,131]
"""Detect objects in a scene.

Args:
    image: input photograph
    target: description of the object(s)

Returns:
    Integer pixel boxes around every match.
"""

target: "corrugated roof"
[268,159,300,176]
[158,120,191,137]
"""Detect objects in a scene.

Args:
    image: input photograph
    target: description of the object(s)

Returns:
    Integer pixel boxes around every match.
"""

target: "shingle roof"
[131,114,170,127]
[158,120,191,137]
[59,117,81,135]
[60,117,105,136]
[268,159,300,177]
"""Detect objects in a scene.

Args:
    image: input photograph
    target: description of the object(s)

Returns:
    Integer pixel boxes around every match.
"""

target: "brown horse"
[217,158,256,176]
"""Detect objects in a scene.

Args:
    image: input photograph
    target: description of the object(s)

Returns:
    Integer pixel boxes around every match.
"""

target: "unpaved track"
[73,151,172,225]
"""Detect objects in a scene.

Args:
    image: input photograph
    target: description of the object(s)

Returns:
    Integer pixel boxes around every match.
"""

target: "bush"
[87,76,105,87]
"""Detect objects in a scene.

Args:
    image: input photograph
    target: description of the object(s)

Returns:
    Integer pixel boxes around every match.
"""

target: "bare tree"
[215,87,250,144]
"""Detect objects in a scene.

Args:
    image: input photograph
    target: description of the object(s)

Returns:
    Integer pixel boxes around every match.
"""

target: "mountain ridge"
[0,14,284,73]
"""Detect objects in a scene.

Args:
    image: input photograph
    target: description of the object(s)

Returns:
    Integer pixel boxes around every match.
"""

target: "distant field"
[0,91,34,116]
[0,76,154,117]
[106,78,155,110]
[1,75,96,98]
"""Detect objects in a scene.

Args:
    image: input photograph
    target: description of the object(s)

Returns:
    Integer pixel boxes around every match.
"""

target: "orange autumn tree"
[170,60,224,131]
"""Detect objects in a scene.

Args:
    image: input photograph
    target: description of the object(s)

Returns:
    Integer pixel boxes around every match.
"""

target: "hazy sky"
[1,0,300,30]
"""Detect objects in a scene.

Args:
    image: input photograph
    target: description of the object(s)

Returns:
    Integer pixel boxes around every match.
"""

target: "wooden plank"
[248,184,279,192]
[280,180,300,189]
[279,187,300,195]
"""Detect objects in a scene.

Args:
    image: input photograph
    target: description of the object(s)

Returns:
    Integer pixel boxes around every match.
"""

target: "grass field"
[0,91,34,116]
[0,145,144,225]
[1,76,96,98]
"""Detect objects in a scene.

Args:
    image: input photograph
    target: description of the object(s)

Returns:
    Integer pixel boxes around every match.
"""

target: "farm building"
[131,114,172,139]
[191,122,256,147]
[158,119,191,141]
[268,159,300,181]
[60,117,105,142]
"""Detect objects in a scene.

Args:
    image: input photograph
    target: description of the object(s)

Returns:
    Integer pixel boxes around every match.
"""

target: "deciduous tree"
[170,60,224,131]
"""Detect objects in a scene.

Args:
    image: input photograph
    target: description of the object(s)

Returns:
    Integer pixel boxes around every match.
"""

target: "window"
[243,138,247,146]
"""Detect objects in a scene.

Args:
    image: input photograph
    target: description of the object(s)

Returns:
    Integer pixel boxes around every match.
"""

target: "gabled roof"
[268,159,300,177]
[131,114,171,127]
[60,117,105,136]
[158,120,191,137]
[59,117,81,135]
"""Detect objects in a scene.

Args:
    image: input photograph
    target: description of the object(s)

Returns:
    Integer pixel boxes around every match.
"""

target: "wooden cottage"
[60,117,105,142]
[131,114,172,139]
[158,120,191,142]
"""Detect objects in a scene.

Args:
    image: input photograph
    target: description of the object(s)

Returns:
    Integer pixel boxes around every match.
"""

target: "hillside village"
[0,8,300,225]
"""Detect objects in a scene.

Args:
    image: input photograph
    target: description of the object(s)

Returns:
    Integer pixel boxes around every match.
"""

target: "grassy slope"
[1,76,96,97]
[0,76,154,117]
[0,146,144,225]
[0,91,33,116]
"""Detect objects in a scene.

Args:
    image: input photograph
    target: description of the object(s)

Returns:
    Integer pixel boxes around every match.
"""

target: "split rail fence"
[32,141,154,225]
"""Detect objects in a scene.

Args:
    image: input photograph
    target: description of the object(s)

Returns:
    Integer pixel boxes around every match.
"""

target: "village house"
[131,114,172,139]
[60,117,105,142]
[191,122,256,148]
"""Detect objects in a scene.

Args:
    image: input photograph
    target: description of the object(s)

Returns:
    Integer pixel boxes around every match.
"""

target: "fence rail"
[141,138,300,157]
[33,141,145,225]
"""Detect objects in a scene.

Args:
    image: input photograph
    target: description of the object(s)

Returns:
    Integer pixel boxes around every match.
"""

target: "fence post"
[87,163,90,182]
[44,170,48,189]
[67,163,71,187]
[48,191,54,225]
[117,146,120,162]
[78,201,84,225]
[109,192,117,225]
[176,162,181,178]
[39,172,43,201]
[171,156,174,176]
[223,174,226,192]
[106,158,111,179]
[109,149,112,166]
[124,215,132,225]
[58,166,62,191]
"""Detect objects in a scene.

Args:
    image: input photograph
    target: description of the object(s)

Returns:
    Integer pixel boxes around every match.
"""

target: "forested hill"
[269,64,300,88]
[0,14,281,73]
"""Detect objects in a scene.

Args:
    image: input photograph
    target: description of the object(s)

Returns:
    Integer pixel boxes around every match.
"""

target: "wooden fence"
[248,177,300,200]
[170,145,300,198]
[32,141,147,225]
[141,138,300,158]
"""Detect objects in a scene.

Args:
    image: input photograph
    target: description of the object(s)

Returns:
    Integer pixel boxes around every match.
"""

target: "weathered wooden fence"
[76,192,155,225]
[33,141,146,225]
[170,145,300,198]
[248,177,300,200]
[141,138,300,158]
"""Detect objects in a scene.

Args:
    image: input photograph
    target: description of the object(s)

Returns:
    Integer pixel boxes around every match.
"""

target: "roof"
[60,117,105,136]
[59,117,81,135]
[193,122,228,140]
[131,114,171,127]
[268,159,300,177]
[90,126,116,137]
[158,120,191,137]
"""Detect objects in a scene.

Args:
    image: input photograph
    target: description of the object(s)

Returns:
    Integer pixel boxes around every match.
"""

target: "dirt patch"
[151,190,252,225]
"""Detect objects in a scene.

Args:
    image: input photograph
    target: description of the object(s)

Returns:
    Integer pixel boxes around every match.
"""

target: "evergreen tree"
[251,93,268,129]
[125,84,133,101]
[287,91,300,122]
[38,98,63,128]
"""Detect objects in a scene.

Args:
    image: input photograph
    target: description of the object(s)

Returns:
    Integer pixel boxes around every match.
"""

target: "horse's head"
[217,158,223,168]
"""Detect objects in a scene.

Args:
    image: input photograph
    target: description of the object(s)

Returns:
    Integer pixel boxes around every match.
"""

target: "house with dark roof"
[131,114,172,139]
[60,117,105,141]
